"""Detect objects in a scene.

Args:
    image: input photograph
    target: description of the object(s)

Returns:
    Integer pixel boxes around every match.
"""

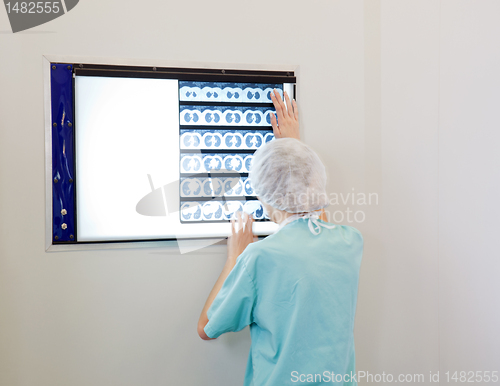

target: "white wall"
[439,0,500,376]
[1,1,499,385]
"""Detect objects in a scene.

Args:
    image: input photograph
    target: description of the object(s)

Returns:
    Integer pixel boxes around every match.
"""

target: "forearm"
[198,213,255,340]
[198,257,237,339]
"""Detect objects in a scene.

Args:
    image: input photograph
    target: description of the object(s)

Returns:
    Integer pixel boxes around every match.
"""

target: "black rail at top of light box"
[73,66,296,84]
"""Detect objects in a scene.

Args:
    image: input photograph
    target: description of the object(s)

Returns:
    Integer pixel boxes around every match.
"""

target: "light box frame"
[43,55,297,252]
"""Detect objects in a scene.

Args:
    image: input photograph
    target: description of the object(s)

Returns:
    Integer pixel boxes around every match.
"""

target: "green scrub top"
[204,218,364,386]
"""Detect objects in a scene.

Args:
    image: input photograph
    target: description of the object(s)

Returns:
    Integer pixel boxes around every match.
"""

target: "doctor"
[198,90,364,386]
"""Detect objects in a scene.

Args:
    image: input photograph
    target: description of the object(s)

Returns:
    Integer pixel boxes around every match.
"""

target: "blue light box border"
[51,63,76,243]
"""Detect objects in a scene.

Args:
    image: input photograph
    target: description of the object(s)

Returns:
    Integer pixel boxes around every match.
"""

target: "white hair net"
[249,138,329,213]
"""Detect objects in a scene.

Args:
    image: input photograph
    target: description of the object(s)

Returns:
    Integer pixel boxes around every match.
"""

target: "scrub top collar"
[276,210,336,235]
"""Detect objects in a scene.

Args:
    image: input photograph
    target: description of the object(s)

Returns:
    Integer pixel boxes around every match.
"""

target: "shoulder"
[235,240,265,267]
[338,225,364,249]
[234,236,278,276]
[335,225,364,266]
[319,222,364,248]
[338,224,364,243]
[312,220,363,243]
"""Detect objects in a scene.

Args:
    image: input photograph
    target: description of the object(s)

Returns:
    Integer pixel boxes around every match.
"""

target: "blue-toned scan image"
[179,82,283,103]
[180,130,274,150]
[180,202,202,221]
[202,201,224,221]
[244,178,254,196]
[178,80,278,223]
[180,199,267,222]
[223,177,244,196]
[243,200,266,220]
[223,154,244,173]
[225,200,267,221]
[180,105,274,127]
[181,154,203,173]
[223,201,244,220]
[181,176,254,198]
[180,153,253,173]
[180,178,202,197]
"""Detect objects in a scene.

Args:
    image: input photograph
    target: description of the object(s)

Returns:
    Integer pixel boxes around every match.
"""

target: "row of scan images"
[180,200,267,222]
[180,106,273,127]
[179,81,283,103]
[181,176,254,198]
[181,153,253,174]
[180,130,274,150]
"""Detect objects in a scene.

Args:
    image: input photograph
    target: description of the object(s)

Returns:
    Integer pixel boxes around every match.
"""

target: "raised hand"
[269,88,300,140]
[227,212,256,261]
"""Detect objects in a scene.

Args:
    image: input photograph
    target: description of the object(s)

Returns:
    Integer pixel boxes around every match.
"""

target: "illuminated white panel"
[284,83,295,100]
[75,76,278,241]
[75,76,180,241]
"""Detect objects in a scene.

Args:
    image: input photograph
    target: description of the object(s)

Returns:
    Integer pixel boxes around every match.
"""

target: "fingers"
[236,211,243,233]
[283,90,299,121]
[245,213,255,243]
[229,212,255,258]
[271,89,287,123]
[269,89,278,110]
[284,91,294,118]
[245,213,254,235]
[273,88,287,111]
[237,211,254,235]
[292,99,299,120]
[231,218,236,236]
[242,212,248,233]
[270,112,281,137]
[233,212,254,233]
[270,89,290,138]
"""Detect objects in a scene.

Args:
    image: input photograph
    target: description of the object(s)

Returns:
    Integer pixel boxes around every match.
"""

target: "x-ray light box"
[47,61,296,244]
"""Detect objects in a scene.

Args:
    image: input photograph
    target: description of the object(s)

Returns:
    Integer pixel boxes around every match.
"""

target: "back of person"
[240,218,363,386]
[199,115,364,385]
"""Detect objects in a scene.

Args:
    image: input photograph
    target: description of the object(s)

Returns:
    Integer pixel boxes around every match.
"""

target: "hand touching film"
[227,212,257,261]
[198,212,255,341]
[270,88,300,140]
